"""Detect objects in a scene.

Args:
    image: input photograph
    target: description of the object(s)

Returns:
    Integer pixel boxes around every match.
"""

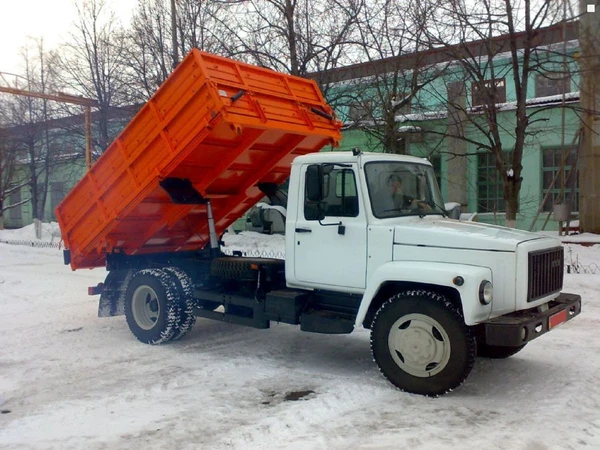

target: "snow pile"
[221,231,285,259]
[0,222,61,244]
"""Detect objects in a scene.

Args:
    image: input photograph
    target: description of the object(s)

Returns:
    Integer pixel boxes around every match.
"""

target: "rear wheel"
[162,267,196,340]
[477,342,527,359]
[125,269,182,344]
[371,290,476,396]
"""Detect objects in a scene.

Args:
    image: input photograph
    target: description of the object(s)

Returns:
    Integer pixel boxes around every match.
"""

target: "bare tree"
[3,41,65,222]
[57,0,129,151]
[0,122,23,229]
[121,0,227,101]
[336,0,444,154]
[420,0,579,227]
[215,0,361,80]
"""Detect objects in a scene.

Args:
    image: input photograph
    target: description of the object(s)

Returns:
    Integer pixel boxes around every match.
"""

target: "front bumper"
[480,293,581,347]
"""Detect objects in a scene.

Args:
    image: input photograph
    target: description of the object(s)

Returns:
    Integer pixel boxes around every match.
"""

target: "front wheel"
[371,290,476,396]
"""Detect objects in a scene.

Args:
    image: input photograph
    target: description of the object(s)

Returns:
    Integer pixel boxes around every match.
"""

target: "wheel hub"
[132,285,161,330]
[388,313,451,378]
[398,328,437,365]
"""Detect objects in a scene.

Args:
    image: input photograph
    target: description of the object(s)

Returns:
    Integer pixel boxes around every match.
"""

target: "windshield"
[365,161,445,218]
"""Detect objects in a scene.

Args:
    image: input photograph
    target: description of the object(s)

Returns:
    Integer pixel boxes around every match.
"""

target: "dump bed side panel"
[56,49,341,270]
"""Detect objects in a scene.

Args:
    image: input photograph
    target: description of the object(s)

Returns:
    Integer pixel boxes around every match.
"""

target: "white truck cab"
[286,151,567,324]
[279,150,580,394]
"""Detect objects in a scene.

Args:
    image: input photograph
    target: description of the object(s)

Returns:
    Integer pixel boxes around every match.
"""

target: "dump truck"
[56,49,581,396]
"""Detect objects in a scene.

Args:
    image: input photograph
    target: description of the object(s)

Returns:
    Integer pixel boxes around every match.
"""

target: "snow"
[221,230,285,259]
[1,236,600,448]
[397,125,422,133]
[0,222,61,244]
[396,92,580,124]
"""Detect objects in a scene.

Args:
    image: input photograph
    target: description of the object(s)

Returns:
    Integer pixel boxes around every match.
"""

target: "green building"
[2,107,135,229]
[316,22,580,232]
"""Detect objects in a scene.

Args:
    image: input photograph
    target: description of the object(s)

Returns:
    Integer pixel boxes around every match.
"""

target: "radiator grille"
[527,247,564,302]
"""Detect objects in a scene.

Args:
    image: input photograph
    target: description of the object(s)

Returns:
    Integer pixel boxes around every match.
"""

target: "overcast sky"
[0,0,137,77]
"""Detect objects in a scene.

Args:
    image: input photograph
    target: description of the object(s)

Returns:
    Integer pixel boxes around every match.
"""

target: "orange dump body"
[56,49,342,270]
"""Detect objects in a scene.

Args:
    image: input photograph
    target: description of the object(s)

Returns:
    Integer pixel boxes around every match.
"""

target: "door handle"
[295,227,312,233]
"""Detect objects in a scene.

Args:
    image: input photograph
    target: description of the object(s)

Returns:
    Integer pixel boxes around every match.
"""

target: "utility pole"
[578,0,600,232]
[171,0,180,69]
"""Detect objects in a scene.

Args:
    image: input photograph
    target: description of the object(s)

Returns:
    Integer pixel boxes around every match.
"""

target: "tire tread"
[370,289,476,396]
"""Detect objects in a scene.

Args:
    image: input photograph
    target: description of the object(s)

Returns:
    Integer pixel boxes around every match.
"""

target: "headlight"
[479,280,493,305]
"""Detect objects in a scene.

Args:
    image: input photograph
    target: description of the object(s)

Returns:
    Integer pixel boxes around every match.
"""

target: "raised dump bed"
[56,49,342,270]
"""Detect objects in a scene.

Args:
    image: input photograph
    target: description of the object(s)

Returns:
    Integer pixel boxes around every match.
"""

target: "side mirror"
[444,202,461,220]
[306,165,324,202]
[304,202,325,221]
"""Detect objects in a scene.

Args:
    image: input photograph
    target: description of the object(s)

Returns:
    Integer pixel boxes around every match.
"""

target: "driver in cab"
[375,174,431,216]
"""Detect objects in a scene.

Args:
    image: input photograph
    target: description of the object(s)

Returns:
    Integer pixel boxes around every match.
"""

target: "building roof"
[307,21,578,84]
[0,104,139,135]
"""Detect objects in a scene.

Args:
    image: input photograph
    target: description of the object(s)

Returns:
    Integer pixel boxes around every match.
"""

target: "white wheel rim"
[388,313,451,378]
[132,285,160,330]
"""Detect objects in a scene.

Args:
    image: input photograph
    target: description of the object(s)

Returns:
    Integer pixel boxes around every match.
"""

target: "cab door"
[293,163,368,290]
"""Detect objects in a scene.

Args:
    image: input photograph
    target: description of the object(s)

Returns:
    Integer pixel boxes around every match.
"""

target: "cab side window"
[304,166,359,220]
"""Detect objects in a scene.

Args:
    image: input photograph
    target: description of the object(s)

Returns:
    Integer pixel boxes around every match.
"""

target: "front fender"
[356,261,493,327]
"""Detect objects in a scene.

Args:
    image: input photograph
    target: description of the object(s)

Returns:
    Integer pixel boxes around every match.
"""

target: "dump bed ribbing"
[56,49,342,270]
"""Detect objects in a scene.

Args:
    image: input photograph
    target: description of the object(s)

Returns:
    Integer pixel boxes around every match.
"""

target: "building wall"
[3,157,88,229]
[337,102,581,232]
[327,42,581,232]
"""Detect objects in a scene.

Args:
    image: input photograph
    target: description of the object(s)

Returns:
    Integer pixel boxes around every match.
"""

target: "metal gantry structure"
[0,74,98,168]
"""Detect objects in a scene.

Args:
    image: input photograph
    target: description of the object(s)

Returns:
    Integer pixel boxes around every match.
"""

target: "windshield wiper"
[429,202,448,218]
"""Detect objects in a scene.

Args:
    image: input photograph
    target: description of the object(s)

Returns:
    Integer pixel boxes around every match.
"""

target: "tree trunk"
[505,182,519,228]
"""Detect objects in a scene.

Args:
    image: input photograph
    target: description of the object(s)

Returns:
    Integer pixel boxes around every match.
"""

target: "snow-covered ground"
[1,237,600,449]
[0,222,61,245]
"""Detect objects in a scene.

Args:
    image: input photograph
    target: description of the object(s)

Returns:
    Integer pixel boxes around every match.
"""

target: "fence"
[0,239,61,249]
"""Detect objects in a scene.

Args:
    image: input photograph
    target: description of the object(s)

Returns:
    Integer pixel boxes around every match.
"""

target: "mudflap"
[97,270,132,317]
[98,291,124,317]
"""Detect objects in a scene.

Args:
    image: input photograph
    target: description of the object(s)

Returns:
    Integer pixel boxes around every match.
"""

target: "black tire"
[124,269,182,344]
[162,267,197,341]
[371,290,476,397]
[477,342,527,359]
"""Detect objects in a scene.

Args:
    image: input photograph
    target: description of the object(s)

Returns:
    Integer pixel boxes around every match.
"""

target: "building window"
[536,73,570,98]
[347,101,371,123]
[542,147,578,212]
[448,81,466,103]
[471,78,506,106]
[7,187,22,221]
[477,152,512,213]
[429,154,442,188]
[51,182,65,219]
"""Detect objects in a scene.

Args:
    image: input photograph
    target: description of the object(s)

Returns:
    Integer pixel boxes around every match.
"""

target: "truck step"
[300,310,355,334]
[193,308,270,329]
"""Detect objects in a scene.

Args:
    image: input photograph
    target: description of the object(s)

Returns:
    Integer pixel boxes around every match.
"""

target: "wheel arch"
[362,281,462,329]
[355,261,494,328]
